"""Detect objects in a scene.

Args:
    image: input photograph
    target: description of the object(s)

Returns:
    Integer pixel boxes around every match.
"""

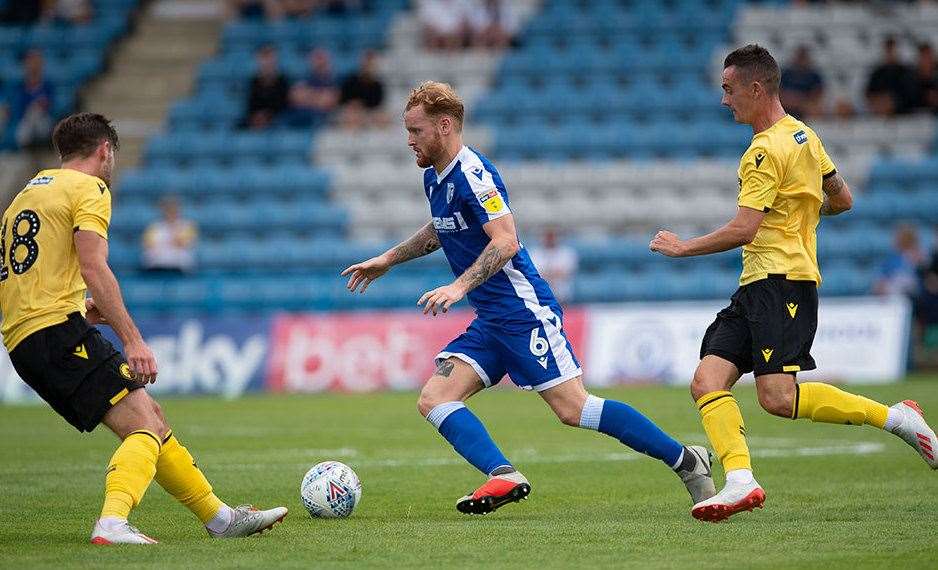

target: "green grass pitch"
[2,379,937,569]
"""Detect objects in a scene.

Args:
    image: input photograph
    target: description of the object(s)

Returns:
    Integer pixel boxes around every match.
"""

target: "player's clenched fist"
[341,254,392,293]
[650,230,686,257]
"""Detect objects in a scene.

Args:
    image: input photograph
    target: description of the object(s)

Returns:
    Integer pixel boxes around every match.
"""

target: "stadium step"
[82,0,223,167]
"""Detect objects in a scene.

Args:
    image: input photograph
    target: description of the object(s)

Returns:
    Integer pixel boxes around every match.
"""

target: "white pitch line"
[0,442,887,477]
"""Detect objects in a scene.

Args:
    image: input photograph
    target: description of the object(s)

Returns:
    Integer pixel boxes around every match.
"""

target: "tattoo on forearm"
[456,242,511,293]
[435,360,454,377]
[820,173,847,216]
[822,173,845,197]
[388,222,441,265]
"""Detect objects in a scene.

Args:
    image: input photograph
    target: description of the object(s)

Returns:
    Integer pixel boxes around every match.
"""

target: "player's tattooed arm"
[454,216,520,294]
[386,221,441,265]
[417,215,519,316]
[819,172,853,216]
[343,222,440,294]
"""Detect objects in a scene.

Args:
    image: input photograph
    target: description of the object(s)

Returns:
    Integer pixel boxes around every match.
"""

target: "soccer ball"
[300,461,362,518]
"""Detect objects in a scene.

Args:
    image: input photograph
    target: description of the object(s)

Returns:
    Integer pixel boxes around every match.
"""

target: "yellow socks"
[101,430,161,519]
[154,431,224,523]
[793,382,889,429]
[697,391,751,472]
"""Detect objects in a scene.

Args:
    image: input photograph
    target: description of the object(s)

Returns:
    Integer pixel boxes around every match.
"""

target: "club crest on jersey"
[793,130,808,144]
[446,182,455,203]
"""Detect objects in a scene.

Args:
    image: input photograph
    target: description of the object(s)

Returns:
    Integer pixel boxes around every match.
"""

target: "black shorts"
[9,313,141,432]
[700,275,818,377]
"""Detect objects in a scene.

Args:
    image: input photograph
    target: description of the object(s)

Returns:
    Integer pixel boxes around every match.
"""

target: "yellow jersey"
[736,114,836,286]
[0,169,111,351]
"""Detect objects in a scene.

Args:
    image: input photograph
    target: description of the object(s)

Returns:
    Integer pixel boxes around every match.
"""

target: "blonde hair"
[405,81,464,130]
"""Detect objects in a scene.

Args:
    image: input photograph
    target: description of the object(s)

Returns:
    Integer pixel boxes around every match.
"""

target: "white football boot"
[675,445,717,504]
[90,518,158,545]
[691,476,765,522]
[887,400,938,469]
[207,505,288,538]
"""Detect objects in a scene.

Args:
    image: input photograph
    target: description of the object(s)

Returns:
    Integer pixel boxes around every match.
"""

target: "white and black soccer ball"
[300,461,362,518]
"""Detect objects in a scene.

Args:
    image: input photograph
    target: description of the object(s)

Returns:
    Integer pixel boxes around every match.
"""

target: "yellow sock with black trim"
[154,430,224,523]
[696,390,751,472]
[101,430,161,519]
[793,382,889,428]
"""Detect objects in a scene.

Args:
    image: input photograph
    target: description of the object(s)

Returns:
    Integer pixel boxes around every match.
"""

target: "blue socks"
[579,395,684,467]
[426,402,512,476]
[425,396,684,475]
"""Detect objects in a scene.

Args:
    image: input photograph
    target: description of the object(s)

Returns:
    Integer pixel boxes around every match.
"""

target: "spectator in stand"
[1,0,43,23]
[339,50,387,129]
[865,36,915,116]
[910,42,938,114]
[780,45,825,119]
[281,0,317,18]
[142,197,199,275]
[919,227,938,326]
[529,228,579,305]
[874,224,925,297]
[418,0,470,51]
[286,48,339,127]
[242,45,289,130]
[225,0,283,20]
[11,50,55,150]
[467,0,519,50]
[43,0,94,25]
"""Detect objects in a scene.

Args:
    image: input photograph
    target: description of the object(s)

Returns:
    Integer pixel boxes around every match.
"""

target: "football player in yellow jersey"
[649,45,938,522]
[0,113,287,543]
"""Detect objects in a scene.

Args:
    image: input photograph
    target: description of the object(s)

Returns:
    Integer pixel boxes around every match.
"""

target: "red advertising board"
[266,308,587,392]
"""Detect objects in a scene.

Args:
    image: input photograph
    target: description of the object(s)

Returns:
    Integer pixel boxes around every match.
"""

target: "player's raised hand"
[341,254,392,294]
[84,298,107,325]
[124,339,158,384]
[417,283,466,316]
[650,230,686,257]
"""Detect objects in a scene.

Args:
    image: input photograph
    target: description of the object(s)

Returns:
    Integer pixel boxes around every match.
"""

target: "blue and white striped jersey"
[423,146,562,328]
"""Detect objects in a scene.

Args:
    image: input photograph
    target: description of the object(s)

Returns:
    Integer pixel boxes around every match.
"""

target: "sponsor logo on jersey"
[478,189,504,214]
[787,303,798,318]
[793,130,807,144]
[754,153,766,168]
[761,348,774,362]
[98,182,107,194]
[433,213,469,233]
[446,182,455,203]
[28,176,54,186]
[471,167,484,180]
[73,344,88,359]
[119,362,133,379]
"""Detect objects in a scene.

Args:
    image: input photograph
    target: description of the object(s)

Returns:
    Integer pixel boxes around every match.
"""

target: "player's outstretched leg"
[92,389,165,544]
[154,429,288,538]
[96,390,287,543]
[690,357,764,523]
[540,377,716,505]
[760,378,938,470]
[418,358,529,515]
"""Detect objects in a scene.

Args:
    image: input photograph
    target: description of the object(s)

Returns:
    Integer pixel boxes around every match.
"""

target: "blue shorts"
[436,316,582,392]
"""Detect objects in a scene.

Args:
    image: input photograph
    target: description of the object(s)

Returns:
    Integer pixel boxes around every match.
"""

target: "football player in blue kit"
[341,81,716,515]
